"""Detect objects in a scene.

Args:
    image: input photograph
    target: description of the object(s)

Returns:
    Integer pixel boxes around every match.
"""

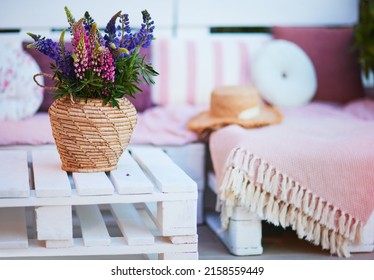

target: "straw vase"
[48,96,137,172]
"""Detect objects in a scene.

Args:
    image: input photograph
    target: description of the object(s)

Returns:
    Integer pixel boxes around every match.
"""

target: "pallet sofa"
[1,0,373,258]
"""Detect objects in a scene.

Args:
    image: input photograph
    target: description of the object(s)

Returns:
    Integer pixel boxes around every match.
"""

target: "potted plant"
[28,7,158,172]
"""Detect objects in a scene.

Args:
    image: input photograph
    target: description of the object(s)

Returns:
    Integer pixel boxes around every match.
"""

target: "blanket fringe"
[219,148,364,258]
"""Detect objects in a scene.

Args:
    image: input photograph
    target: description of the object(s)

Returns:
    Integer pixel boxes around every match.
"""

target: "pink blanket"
[210,99,374,257]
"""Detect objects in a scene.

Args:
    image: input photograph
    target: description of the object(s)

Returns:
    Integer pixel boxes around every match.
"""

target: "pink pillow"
[272,27,364,103]
[22,42,153,112]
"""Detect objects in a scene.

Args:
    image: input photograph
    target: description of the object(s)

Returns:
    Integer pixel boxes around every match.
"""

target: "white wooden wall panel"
[177,0,359,28]
[0,0,359,38]
[0,0,174,37]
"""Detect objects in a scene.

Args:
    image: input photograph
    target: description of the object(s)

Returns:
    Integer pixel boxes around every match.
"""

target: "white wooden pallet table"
[0,147,198,259]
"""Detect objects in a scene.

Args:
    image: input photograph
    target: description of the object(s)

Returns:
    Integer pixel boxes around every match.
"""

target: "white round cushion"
[0,42,43,120]
[252,39,317,107]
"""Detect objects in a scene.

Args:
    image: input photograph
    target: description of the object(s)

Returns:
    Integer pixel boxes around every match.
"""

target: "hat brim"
[187,104,283,134]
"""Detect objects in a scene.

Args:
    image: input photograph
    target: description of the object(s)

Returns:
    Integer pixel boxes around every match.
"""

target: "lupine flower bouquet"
[28,6,158,108]
[26,7,158,172]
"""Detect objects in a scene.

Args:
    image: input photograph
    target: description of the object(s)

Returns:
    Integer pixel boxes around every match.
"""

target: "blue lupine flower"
[57,50,75,79]
[83,11,95,33]
[29,36,60,61]
[104,11,121,47]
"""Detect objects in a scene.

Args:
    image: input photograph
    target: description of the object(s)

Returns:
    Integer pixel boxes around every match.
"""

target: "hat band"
[238,106,260,120]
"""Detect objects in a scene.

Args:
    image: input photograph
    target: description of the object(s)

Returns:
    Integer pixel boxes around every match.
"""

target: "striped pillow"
[151,35,271,106]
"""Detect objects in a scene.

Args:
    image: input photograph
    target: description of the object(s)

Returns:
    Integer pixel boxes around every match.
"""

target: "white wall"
[0,0,174,37]
[0,0,359,38]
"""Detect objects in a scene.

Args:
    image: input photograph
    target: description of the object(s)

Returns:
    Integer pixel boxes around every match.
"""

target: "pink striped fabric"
[151,36,271,106]
[186,41,197,105]
[213,41,223,88]
[158,38,169,106]
[239,41,251,85]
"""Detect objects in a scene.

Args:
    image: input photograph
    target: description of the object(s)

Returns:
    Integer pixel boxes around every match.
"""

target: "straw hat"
[187,85,282,134]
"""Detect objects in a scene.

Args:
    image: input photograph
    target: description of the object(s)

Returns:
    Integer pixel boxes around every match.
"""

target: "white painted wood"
[0,237,198,258]
[144,201,197,236]
[75,205,111,247]
[205,212,263,256]
[157,200,197,236]
[110,151,153,194]
[162,144,206,191]
[0,0,174,36]
[207,171,263,255]
[35,206,72,240]
[0,147,198,258]
[0,188,197,208]
[73,172,114,196]
[169,235,198,245]
[130,147,197,194]
[45,239,73,248]
[110,204,154,246]
[133,143,207,225]
[0,207,28,249]
[0,151,29,198]
[177,0,359,29]
[32,150,71,197]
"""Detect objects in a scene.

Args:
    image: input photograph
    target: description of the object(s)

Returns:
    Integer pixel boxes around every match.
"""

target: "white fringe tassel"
[219,148,363,258]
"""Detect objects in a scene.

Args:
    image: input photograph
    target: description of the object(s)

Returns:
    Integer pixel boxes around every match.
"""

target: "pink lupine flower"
[100,47,115,82]
[73,34,89,79]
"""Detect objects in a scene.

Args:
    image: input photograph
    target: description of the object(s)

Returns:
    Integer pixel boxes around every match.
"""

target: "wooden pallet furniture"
[0,147,198,259]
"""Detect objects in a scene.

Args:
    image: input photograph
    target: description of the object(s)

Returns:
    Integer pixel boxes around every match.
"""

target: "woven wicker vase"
[48,96,137,172]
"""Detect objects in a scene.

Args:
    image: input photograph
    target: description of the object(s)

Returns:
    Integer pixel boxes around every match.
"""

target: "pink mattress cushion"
[22,42,153,113]
[272,27,364,103]
[210,98,374,256]
[0,105,204,146]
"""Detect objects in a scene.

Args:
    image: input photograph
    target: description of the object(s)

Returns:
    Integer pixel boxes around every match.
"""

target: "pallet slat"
[32,150,71,197]
[73,172,114,196]
[0,207,28,249]
[130,147,197,193]
[0,151,29,198]
[75,205,111,247]
[110,204,155,246]
[0,237,197,258]
[110,151,153,194]
[0,147,198,259]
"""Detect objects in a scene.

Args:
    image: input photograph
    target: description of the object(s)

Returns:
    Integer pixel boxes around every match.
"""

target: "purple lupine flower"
[27,34,60,61]
[104,11,121,48]
[83,11,95,33]
[138,10,155,48]
[56,50,75,79]
[120,10,155,53]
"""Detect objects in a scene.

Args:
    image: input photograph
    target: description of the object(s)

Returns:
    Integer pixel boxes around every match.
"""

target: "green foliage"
[51,46,157,107]
[354,0,374,78]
